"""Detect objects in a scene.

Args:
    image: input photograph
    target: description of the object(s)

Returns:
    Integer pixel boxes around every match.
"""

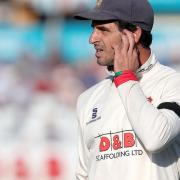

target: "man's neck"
[138,45,151,66]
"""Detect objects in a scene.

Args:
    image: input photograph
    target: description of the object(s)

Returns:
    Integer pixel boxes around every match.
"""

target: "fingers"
[112,29,140,72]
[122,29,136,54]
[112,31,130,54]
[121,32,129,52]
[111,29,136,52]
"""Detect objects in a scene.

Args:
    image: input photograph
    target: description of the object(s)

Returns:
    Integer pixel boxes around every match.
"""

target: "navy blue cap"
[74,0,154,31]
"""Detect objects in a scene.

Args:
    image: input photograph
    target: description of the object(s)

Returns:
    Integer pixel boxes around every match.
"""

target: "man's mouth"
[95,47,103,57]
[95,49,103,57]
[96,49,103,53]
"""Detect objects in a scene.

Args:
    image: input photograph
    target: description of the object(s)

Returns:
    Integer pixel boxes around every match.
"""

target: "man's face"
[89,20,121,66]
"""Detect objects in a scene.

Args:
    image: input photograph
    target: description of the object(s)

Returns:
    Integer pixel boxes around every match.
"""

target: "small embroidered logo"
[86,108,101,125]
[147,96,153,103]
[92,108,98,119]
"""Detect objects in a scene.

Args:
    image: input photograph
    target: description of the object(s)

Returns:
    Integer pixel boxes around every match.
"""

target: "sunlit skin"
[89,20,151,73]
[89,21,120,66]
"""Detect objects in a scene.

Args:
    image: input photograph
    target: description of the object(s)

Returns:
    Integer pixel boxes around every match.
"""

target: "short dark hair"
[117,20,152,49]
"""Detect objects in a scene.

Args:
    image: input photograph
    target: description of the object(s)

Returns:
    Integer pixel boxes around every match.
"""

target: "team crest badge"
[96,0,103,8]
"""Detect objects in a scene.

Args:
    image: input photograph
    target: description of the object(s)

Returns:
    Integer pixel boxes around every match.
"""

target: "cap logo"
[96,0,103,8]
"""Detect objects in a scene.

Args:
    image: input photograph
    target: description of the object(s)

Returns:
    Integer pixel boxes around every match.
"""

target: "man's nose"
[89,30,99,44]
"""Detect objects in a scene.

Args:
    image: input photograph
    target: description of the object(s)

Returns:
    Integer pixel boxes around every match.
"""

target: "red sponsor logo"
[96,131,136,152]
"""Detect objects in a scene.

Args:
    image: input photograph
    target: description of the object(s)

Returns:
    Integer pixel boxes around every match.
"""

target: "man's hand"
[112,29,140,73]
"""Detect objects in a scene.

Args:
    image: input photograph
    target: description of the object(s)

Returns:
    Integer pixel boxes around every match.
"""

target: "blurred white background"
[0,0,179,179]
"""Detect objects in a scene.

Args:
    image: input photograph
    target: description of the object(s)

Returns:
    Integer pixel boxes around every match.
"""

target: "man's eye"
[99,27,108,31]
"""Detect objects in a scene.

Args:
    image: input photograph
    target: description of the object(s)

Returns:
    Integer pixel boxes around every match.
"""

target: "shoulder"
[76,76,112,126]
[156,63,180,83]
[144,59,180,85]
[154,63,180,100]
[77,76,113,111]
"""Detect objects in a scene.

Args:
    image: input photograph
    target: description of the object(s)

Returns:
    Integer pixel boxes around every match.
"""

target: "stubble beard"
[96,57,114,71]
[96,56,114,67]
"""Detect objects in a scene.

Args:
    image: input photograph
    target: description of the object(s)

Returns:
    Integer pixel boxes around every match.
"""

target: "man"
[74,0,180,179]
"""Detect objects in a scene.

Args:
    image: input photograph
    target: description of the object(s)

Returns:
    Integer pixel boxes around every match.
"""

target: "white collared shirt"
[76,52,180,180]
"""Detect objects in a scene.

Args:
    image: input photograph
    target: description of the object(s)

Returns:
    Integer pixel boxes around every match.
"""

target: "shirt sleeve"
[75,96,89,180]
[116,75,180,153]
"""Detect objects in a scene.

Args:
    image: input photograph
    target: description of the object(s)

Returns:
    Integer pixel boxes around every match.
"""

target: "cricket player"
[74,0,180,179]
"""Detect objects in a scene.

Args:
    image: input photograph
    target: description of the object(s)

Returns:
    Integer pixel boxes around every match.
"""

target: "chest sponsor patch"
[94,130,144,161]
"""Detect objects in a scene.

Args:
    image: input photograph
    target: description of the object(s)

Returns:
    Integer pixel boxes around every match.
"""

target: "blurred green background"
[0,0,179,179]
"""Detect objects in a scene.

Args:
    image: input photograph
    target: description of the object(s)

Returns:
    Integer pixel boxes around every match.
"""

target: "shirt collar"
[107,51,157,78]
[136,51,157,78]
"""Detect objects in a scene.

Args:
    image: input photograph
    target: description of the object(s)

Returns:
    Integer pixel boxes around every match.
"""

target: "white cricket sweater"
[76,52,180,180]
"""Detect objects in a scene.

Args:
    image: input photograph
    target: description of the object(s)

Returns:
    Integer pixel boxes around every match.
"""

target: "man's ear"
[133,27,142,43]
